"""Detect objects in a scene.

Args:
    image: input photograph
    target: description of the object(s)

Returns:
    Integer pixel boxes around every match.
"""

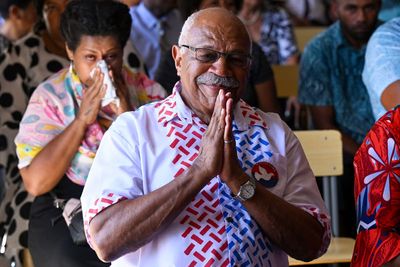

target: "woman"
[0,0,37,52]
[14,0,166,266]
[352,106,400,266]
[238,0,299,65]
[0,0,69,265]
[0,0,147,265]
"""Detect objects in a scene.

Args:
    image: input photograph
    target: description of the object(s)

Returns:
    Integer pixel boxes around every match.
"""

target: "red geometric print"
[156,96,229,266]
[179,180,229,267]
[239,100,267,128]
[84,193,127,245]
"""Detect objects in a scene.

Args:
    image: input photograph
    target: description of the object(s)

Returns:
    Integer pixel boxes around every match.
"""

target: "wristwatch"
[233,176,256,202]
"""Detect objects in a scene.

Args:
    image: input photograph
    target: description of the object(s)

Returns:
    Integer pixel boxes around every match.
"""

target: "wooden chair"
[288,130,355,265]
[272,65,299,98]
[294,27,327,52]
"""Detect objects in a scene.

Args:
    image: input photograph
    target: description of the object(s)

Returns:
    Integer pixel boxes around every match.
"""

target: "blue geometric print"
[356,184,377,233]
[219,181,272,267]
[217,126,275,266]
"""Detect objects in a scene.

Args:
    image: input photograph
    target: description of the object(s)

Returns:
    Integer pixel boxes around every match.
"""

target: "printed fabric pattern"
[298,21,376,144]
[259,6,298,65]
[352,107,400,266]
[83,83,330,266]
[15,65,166,185]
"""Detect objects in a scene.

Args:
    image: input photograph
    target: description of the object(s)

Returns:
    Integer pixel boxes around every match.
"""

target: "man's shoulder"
[111,101,160,131]
[304,23,340,53]
[370,17,400,44]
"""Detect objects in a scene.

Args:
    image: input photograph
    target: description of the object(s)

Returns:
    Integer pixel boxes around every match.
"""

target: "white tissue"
[90,60,120,107]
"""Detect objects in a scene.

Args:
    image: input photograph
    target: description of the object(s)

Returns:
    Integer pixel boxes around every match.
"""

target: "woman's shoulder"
[30,68,70,98]
[123,67,168,104]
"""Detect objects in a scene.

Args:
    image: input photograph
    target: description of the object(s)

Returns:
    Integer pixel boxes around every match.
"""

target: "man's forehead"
[186,16,250,51]
[337,0,378,6]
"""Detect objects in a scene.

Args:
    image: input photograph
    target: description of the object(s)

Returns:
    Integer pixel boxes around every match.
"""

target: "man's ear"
[8,5,21,20]
[172,45,182,77]
[65,44,74,61]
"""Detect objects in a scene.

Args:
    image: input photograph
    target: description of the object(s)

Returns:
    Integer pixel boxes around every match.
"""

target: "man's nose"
[211,56,232,77]
[355,9,367,22]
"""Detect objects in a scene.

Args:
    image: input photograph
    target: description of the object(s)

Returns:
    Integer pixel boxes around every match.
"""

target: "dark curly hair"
[60,0,132,52]
[0,0,34,18]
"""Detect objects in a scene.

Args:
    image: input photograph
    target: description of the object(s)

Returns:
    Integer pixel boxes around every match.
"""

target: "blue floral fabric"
[298,22,376,145]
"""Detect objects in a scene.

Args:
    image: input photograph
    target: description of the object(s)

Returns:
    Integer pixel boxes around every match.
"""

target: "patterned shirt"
[363,18,400,120]
[81,83,331,267]
[298,21,376,145]
[258,6,299,65]
[352,107,400,266]
[15,66,166,185]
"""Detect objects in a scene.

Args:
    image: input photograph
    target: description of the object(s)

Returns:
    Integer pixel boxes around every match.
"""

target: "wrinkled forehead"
[186,16,251,54]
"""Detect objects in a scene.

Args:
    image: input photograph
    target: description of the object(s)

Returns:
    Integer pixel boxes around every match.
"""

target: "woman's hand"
[110,68,131,115]
[77,68,106,126]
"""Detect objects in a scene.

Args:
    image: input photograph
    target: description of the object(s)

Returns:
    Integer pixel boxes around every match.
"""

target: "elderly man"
[82,8,330,266]
[298,0,381,236]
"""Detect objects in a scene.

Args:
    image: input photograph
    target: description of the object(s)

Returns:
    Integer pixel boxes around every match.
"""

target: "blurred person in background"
[129,0,183,78]
[299,0,382,237]
[0,1,71,265]
[284,0,333,26]
[363,17,400,121]
[0,0,37,52]
[238,0,299,65]
[379,0,400,21]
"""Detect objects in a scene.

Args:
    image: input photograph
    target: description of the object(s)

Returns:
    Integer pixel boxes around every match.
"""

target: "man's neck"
[342,30,369,50]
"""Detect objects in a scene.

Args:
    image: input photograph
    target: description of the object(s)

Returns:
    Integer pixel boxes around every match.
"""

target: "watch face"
[241,183,255,200]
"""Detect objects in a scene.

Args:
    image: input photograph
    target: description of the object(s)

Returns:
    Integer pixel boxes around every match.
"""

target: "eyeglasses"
[180,45,252,68]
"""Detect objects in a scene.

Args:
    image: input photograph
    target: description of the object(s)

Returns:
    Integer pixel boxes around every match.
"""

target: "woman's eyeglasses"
[180,45,251,68]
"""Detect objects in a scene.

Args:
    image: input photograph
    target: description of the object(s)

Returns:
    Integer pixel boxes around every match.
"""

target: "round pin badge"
[251,162,279,188]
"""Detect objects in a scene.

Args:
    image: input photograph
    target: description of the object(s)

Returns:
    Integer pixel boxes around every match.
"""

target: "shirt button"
[226,217,234,223]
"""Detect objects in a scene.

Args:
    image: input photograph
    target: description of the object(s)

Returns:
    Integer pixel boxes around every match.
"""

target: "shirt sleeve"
[81,113,144,244]
[352,110,400,266]
[14,79,68,169]
[363,18,400,120]
[270,117,331,256]
[298,38,332,106]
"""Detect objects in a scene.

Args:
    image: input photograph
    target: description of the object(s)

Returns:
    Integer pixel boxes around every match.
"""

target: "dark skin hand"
[383,255,400,267]
[89,90,324,263]
[20,67,130,196]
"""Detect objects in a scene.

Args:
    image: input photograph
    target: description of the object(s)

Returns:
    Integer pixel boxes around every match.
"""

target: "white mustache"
[196,73,239,88]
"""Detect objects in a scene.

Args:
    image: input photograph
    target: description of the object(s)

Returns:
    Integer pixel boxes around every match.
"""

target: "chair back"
[272,65,299,98]
[294,27,327,52]
[294,130,343,176]
[289,129,355,265]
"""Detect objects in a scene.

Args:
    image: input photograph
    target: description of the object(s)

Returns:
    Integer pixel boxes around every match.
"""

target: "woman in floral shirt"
[352,106,400,266]
[14,1,166,266]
